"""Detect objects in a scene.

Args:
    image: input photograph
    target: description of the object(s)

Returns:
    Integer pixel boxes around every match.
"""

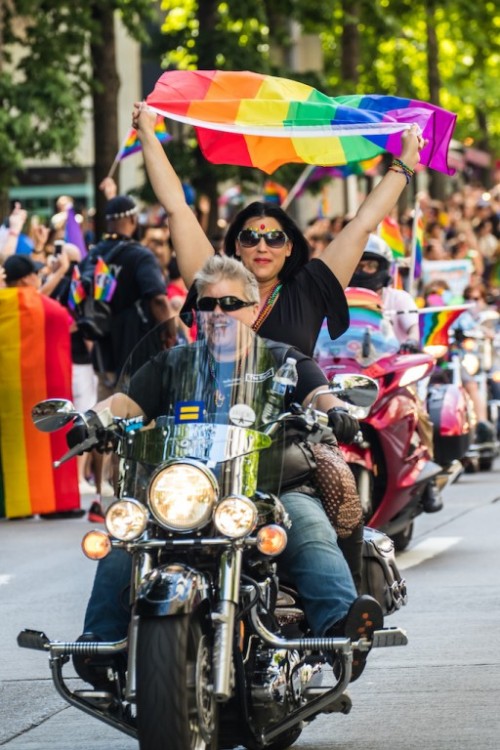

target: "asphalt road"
[1,465,500,750]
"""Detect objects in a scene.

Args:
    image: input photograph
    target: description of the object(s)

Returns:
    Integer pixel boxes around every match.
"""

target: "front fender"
[135,563,211,617]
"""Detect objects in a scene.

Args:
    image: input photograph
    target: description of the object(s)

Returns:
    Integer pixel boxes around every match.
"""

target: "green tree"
[0,0,153,227]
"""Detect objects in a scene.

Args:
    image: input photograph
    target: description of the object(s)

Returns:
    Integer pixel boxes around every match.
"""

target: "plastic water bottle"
[262,357,298,423]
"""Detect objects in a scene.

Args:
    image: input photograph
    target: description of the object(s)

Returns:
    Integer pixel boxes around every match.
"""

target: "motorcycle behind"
[315,288,456,551]
[18,314,407,750]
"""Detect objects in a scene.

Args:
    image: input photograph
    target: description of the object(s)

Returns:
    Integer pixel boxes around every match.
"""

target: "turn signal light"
[81,530,112,560]
[256,524,287,556]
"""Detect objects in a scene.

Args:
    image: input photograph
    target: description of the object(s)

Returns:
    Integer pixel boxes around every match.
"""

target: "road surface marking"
[0,574,12,586]
[397,537,461,570]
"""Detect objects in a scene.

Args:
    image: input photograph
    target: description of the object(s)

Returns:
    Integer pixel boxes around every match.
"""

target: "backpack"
[74,240,130,341]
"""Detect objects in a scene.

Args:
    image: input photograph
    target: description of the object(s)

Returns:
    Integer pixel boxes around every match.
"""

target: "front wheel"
[391,521,414,552]
[136,614,217,750]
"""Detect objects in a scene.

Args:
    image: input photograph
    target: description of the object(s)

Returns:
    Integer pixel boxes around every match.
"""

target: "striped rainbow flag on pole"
[0,288,79,518]
[418,305,471,348]
[379,216,406,258]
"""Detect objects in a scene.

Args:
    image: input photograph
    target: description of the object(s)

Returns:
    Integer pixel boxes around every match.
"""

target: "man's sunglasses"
[198,296,256,312]
[237,228,289,249]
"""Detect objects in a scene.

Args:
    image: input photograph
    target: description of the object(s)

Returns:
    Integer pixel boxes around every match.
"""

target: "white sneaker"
[79,479,96,496]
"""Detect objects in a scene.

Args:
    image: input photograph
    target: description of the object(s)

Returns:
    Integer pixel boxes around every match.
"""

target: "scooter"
[315,288,458,551]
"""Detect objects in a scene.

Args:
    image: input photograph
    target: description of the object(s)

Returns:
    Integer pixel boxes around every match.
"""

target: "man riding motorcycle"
[72,255,382,692]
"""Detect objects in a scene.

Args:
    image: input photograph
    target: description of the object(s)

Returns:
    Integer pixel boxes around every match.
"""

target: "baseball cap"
[3,255,44,282]
[105,195,138,220]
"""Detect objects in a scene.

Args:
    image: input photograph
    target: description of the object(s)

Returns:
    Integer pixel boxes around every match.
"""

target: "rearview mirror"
[32,399,77,432]
[328,374,379,409]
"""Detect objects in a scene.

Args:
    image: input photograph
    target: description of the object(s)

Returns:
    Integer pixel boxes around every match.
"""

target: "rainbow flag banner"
[146,70,457,174]
[418,305,470,348]
[379,216,406,258]
[0,288,79,518]
[116,117,171,162]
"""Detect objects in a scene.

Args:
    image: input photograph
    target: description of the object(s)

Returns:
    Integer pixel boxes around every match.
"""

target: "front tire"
[392,521,414,552]
[136,614,216,750]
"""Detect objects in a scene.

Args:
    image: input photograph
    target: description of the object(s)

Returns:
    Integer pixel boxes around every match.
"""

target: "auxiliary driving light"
[105,498,148,541]
[82,530,112,560]
[214,496,258,538]
[256,525,288,556]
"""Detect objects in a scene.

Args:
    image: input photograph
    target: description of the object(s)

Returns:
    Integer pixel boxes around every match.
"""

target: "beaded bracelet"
[388,166,412,185]
[392,157,415,178]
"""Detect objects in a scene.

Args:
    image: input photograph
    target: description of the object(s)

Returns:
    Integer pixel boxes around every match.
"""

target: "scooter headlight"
[148,460,218,532]
[105,498,148,541]
[399,363,432,388]
[462,353,479,376]
[214,496,258,538]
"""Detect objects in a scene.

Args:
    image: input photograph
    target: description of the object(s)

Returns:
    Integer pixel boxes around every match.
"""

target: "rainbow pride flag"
[146,70,457,174]
[418,306,469,348]
[67,265,87,310]
[0,288,79,518]
[411,210,424,282]
[116,117,171,161]
[94,257,117,302]
[379,216,406,258]
[263,179,288,205]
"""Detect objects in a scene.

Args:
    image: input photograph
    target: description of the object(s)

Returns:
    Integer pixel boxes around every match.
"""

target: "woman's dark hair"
[223,201,310,283]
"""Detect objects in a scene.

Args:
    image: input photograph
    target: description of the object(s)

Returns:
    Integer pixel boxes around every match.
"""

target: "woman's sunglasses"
[237,228,289,249]
[198,296,256,312]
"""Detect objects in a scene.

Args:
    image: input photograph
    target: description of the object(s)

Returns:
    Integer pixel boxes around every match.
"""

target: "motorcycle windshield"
[116,313,278,465]
[314,287,400,366]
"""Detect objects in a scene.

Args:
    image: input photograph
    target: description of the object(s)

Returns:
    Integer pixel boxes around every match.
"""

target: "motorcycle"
[315,288,458,551]
[18,315,407,750]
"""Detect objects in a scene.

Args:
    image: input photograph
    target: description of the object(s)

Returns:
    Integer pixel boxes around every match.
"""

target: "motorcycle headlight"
[148,460,218,532]
[214,495,258,538]
[462,353,479,376]
[105,498,148,541]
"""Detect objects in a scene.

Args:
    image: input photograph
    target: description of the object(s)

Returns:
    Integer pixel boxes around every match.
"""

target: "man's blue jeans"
[82,491,356,640]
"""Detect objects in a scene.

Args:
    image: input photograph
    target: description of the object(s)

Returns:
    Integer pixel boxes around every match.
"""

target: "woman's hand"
[132,101,157,137]
[400,123,427,171]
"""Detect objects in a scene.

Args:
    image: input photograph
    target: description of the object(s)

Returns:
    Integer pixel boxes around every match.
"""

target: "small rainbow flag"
[263,180,288,205]
[418,306,469,348]
[67,265,87,310]
[379,216,406,258]
[410,209,424,283]
[94,257,117,302]
[0,288,79,518]
[146,70,457,174]
[116,117,171,162]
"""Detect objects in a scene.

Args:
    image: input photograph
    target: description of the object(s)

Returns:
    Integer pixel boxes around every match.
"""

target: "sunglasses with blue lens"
[197,296,256,312]
[237,228,289,249]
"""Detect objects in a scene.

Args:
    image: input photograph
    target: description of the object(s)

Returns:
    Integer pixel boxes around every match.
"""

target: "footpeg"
[372,627,408,648]
[17,629,50,651]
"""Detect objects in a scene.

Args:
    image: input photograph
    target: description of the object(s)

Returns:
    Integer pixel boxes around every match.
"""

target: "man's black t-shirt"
[128,340,327,424]
[79,237,166,375]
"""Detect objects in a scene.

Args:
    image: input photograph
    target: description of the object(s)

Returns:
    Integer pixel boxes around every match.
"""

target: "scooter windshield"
[314,287,400,366]
[115,313,278,464]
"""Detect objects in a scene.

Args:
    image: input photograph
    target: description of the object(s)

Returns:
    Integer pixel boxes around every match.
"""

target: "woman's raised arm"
[134,103,214,287]
[319,124,426,288]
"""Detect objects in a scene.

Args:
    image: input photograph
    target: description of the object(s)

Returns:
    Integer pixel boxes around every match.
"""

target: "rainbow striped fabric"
[379,216,406,258]
[146,70,457,174]
[418,306,468,348]
[345,286,384,329]
[116,117,171,161]
[0,289,79,518]
[94,258,117,302]
[412,211,425,280]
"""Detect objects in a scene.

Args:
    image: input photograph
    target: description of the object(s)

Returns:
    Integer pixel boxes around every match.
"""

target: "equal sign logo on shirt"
[174,401,205,424]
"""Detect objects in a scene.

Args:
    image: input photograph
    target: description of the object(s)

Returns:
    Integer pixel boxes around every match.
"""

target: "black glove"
[66,415,90,451]
[399,338,420,354]
[327,407,360,444]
